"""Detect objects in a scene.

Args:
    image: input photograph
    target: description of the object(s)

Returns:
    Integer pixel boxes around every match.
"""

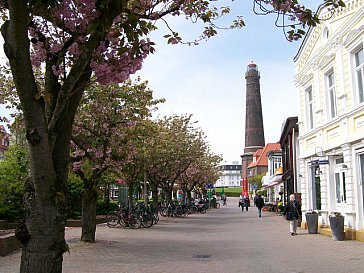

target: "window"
[273,157,282,173]
[306,87,314,129]
[322,27,329,43]
[326,71,337,118]
[335,172,346,203]
[355,48,364,103]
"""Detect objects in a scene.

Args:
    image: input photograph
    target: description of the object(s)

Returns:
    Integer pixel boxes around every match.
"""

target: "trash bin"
[305,212,318,234]
[329,214,344,241]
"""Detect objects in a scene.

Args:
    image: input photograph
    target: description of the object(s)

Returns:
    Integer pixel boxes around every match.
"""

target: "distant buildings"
[262,146,283,203]
[215,161,241,188]
[247,143,281,178]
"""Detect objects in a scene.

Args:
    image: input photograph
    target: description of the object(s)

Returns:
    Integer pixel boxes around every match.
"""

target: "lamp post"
[144,169,148,205]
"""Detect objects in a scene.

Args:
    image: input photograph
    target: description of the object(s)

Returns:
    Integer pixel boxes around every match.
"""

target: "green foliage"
[66,173,84,218]
[215,187,241,197]
[256,188,267,197]
[249,174,265,190]
[0,145,29,222]
[96,199,117,215]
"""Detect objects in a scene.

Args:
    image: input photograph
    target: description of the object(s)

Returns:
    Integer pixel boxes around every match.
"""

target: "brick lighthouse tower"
[241,62,265,192]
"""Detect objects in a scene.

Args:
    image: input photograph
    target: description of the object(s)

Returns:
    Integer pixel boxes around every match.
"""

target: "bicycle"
[106,204,142,229]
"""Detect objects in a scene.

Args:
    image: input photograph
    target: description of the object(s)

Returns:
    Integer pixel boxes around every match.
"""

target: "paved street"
[1,197,364,273]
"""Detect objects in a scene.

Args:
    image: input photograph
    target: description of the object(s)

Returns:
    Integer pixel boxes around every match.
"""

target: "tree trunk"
[186,189,192,205]
[81,186,97,242]
[1,4,68,272]
[165,187,173,203]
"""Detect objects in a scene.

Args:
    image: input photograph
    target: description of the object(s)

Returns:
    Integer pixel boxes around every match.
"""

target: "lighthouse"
[241,62,265,184]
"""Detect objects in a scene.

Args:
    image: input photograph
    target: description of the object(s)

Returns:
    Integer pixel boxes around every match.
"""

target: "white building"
[294,0,364,241]
[262,149,283,203]
[215,161,242,188]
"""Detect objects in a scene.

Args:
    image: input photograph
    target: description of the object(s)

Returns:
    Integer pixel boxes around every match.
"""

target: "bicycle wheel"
[141,214,154,228]
[119,216,127,227]
[152,212,159,225]
[159,207,168,217]
[106,212,120,227]
[128,215,142,229]
[200,207,206,214]
[215,203,220,209]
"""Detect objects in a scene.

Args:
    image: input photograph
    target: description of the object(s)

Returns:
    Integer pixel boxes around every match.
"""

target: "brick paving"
[1,198,364,273]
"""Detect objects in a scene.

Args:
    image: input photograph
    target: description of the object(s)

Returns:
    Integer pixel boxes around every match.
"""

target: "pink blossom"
[52,65,65,77]
[72,161,82,172]
[50,43,63,53]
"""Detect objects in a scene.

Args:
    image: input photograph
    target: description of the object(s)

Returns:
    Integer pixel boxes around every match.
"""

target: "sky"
[0,1,307,164]
[133,1,303,164]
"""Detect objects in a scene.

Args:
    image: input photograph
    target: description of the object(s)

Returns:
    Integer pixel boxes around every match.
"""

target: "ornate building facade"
[295,0,364,240]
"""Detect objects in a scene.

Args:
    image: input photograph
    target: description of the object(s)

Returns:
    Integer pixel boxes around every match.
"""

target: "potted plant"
[305,210,318,234]
[329,212,344,241]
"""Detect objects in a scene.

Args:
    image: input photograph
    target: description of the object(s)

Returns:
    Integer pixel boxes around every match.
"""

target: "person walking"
[254,194,264,217]
[239,195,244,212]
[244,196,250,211]
[222,195,227,206]
[283,194,302,236]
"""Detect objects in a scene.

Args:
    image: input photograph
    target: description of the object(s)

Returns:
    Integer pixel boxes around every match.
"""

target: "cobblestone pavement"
[1,198,364,273]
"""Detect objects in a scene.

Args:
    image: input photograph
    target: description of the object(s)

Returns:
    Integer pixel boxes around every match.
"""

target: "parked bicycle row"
[106,198,223,228]
[159,198,221,218]
[106,203,159,229]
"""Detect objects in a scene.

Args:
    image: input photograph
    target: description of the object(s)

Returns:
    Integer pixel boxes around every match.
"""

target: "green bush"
[0,145,28,222]
[96,199,117,215]
[215,187,242,197]
[0,204,24,222]
[66,173,84,218]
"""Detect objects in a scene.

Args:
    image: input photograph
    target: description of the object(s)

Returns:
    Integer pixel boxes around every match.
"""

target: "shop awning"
[269,174,283,187]
[261,175,270,187]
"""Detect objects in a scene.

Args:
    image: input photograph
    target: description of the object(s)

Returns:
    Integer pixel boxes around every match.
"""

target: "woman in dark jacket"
[254,195,264,217]
[244,196,250,211]
[283,194,302,236]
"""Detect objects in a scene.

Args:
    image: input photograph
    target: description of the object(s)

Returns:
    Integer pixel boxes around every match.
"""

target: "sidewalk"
[1,198,364,273]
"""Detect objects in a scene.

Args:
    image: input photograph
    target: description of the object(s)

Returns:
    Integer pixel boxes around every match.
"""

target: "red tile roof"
[248,143,281,168]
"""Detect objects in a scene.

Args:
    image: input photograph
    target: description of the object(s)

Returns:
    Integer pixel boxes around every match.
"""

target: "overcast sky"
[0,1,307,164]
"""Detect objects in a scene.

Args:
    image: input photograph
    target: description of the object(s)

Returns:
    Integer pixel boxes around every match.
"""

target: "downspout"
[292,128,297,192]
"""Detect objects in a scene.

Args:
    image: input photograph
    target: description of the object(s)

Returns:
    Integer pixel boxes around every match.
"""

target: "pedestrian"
[254,194,264,217]
[283,194,302,236]
[239,195,243,211]
[244,196,250,211]
[222,195,227,206]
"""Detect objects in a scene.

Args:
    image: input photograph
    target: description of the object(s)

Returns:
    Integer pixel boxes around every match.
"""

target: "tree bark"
[1,2,68,272]
[1,1,119,272]
[165,187,173,203]
[186,189,192,205]
[81,186,97,242]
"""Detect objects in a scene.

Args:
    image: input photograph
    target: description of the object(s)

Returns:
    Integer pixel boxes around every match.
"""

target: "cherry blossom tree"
[117,118,159,206]
[176,152,221,203]
[144,114,211,203]
[0,1,345,272]
[71,78,162,242]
